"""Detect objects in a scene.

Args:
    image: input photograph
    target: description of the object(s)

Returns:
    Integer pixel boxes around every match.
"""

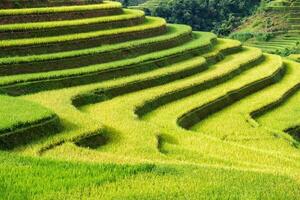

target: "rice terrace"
[0,0,300,199]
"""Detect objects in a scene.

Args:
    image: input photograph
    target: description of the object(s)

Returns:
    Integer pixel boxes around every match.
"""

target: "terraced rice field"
[133,0,164,12]
[289,53,300,61]
[1,0,300,199]
[245,0,300,57]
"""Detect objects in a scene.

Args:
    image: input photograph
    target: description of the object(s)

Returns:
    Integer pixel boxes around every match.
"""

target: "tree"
[153,0,260,35]
[121,0,129,7]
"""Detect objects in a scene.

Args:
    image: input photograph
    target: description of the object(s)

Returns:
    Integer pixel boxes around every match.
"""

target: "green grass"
[0,24,191,65]
[288,54,300,62]
[1,151,299,199]
[20,45,253,154]
[75,50,300,178]
[0,1,121,16]
[0,95,54,134]
[0,31,215,89]
[1,1,300,198]
[0,9,144,32]
[0,16,166,48]
[71,38,241,107]
[14,37,233,155]
[258,87,300,134]
[254,59,300,135]
[189,59,300,155]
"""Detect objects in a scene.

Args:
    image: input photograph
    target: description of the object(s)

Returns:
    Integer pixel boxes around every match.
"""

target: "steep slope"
[233,0,300,57]
[0,0,300,198]
[135,0,164,12]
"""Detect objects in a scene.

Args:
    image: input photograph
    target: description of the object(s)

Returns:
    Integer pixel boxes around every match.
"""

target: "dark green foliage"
[152,0,260,35]
[279,47,299,57]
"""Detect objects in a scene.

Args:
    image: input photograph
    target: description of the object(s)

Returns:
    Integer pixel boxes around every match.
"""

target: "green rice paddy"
[0,0,300,199]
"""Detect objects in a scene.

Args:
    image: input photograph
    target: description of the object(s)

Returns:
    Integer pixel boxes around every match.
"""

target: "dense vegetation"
[145,0,260,35]
[0,0,300,199]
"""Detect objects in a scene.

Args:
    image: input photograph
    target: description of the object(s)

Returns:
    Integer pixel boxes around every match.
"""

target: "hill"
[0,0,300,199]
[232,0,300,58]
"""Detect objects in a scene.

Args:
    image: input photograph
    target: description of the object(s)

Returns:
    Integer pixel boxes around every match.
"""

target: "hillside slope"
[135,0,164,11]
[232,0,300,58]
[0,0,300,198]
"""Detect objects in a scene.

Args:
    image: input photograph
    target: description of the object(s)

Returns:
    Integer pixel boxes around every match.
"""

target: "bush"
[230,32,254,42]
[229,32,274,42]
